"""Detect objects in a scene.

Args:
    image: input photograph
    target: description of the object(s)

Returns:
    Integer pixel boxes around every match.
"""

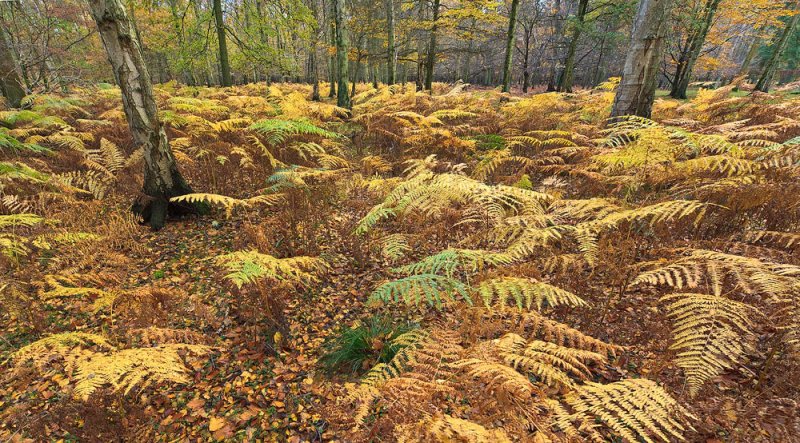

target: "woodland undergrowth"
[1,80,799,442]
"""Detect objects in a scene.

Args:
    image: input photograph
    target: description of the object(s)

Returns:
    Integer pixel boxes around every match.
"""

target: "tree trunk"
[463,19,476,82]
[501,0,521,93]
[213,0,232,86]
[755,6,800,93]
[611,0,673,118]
[558,0,589,92]
[327,0,337,98]
[87,0,196,230]
[669,0,722,99]
[387,0,396,84]
[371,38,379,88]
[737,36,761,78]
[308,0,321,101]
[546,0,563,91]
[424,0,441,91]
[521,22,533,93]
[0,27,25,108]
[351,52,360,97]
[333,0,351,108]
[310,48,321,100]
[593,23,609,85]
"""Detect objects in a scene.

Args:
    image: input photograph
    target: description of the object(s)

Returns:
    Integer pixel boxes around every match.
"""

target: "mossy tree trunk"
[213,0,232,86]
[736,36,761,79]
[424,0,441,91]
[88,0,196,230]
[333,0,351,108]
[755,7,800,93]
[669,0,721,99]
[327,0,337,98]
[0,27,25,108]
[557,0,588,92]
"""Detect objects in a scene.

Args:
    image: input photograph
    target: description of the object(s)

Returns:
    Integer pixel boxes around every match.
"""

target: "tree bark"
[424,0,441,91]
[755,6,800,93]
[213,0,232,86]
[521,21,533,93]
[333,0,351,108]
[502,0,521,92]
[736,36,761,79]
[0,27,25,108]
[87,0,195,230]
[310,48,321,100]
[669,0,721,99]
[546,0,563,91]
[308,0,321,100]
[611,0,673,118]
[558,0,589,92]
[327,0,337,98]
[386,0,396,85]
[463,18,476,82]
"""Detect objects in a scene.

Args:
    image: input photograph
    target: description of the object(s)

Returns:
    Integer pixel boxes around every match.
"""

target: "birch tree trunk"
[0,27,25,108]
[501,0,521,93]
[611,0,673,118]
[87,0,196,230]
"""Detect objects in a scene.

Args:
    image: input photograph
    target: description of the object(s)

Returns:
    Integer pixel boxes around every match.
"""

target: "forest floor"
[2,81,800,442]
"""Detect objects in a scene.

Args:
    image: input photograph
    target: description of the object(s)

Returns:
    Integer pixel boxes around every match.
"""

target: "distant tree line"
[1,0,799,103]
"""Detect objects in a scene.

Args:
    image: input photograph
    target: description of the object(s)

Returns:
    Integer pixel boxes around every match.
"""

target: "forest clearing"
[2,0,800,442]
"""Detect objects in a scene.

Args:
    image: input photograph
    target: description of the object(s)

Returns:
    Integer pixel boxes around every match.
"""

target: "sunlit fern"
[661,292,756,396]
[215,250,326,288]
[396,414,511,443]
[558,378,695,443]
[73,344,211,400]
[477,276,587,310]
[250,117,340,146]
[170,193,285,218]
[394,248,514,277]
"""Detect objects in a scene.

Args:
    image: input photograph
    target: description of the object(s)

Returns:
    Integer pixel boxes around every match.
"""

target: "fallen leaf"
[208,416,226,432]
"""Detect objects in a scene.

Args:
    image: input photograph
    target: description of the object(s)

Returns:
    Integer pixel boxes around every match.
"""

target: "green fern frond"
[395,248,513,277]
[369,274,471,308]
[250,118,339,145]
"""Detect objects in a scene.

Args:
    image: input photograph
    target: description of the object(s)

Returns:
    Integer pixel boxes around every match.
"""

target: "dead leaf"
[208,416,226,432]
